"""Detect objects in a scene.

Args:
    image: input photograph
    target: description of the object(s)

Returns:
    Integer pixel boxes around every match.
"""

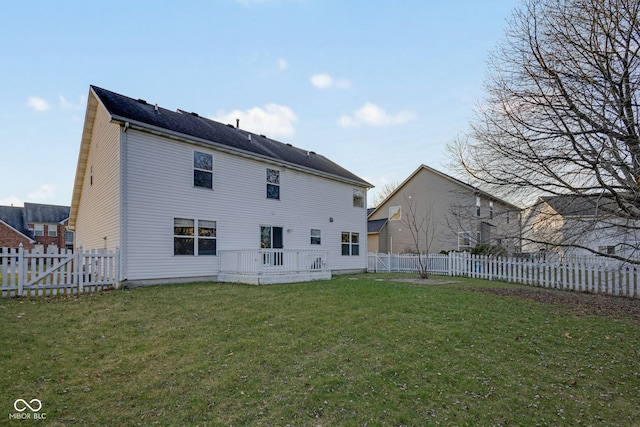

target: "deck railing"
[219,249,329,275]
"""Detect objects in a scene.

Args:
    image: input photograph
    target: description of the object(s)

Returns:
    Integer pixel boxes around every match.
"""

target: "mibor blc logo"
[9,399,46,420]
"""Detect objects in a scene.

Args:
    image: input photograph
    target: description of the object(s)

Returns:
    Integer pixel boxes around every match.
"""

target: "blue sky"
[0,0,521,207]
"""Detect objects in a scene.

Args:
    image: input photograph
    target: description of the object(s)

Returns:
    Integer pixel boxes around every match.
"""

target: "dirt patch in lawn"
[390,277,461,286]
[469,286,640,322]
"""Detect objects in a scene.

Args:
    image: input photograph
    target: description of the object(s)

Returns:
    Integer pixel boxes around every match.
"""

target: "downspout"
[119,121,129,283]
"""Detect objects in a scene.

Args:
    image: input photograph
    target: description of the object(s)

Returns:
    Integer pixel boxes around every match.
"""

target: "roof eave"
[69,87,100,229]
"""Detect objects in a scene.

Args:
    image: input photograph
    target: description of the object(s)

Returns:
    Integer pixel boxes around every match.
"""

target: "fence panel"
[368,252,639,299]
[1,245,119,297]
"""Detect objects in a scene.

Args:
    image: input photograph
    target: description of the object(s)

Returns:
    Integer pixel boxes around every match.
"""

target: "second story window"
[267,168,280,200]
[34,224,44,237]
[194,151,213,189]
[48,224,58,237]
[489,201,494,220]
[476,196,481,217]
[353,189,365,208]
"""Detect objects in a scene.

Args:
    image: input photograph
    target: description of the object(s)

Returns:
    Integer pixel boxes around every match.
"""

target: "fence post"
[77,245,84,293]
[18,243,25,296]
[115,247,121,289]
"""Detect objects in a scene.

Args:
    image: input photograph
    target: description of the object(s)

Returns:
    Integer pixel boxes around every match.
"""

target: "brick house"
[0,203,72,251]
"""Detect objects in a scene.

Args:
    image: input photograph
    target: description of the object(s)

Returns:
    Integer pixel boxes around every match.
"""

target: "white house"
[69,86,371,285]
[522,195,639,260]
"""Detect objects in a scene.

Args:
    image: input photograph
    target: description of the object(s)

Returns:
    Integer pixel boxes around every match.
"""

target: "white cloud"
[27,96,51,112]
[310,73,351,90]
[210,104,298,137]
[27,184,56,202]
[277,58,288,71]
[338,102,416,128]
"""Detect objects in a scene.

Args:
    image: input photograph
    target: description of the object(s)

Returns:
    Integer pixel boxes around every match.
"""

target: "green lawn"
[1,274,639,426]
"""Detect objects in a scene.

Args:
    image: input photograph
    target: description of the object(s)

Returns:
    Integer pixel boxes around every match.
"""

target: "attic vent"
[137,98,147,104]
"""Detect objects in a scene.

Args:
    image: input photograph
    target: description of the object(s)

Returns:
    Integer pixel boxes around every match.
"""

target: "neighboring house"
[522,195,639,259]
[367,164,521,254]
[69,86,371,286]
[0,203,72,251]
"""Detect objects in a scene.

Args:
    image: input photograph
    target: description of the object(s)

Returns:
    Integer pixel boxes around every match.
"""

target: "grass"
[1,274,639,426]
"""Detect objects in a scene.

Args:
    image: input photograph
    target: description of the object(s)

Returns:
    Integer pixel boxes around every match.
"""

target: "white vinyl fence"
[1,245,120,297]
[368,252,639,298]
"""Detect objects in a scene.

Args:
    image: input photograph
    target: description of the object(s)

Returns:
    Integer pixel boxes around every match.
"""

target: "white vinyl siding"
[121,130,367,280]
[74,105,121,251]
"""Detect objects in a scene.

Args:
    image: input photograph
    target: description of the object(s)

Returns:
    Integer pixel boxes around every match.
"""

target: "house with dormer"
[0,203,72,251]
[69,86,371,285]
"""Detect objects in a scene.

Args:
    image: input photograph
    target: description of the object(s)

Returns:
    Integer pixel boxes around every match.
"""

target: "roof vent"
[260,134,266,138]
[310,151,316,155]
[154,103,159,112]
[286,143,292,147]
[137,98,147,104]
[190,112,199,117]
[248,134,252,142]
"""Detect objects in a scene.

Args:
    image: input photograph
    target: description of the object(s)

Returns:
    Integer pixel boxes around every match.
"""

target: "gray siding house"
[368,164,521,254]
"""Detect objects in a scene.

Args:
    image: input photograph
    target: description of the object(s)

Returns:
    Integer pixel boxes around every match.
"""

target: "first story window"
[341,231,359,256]
[174,218,216,255]
[598,245,615,255]
[458,231,471,250]
[311,229,321,245]
[266,168,280,200]
[194,151,213,189]
[198,220,217,255]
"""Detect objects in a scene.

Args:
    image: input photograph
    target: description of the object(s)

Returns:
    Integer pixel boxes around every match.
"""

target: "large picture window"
[174,218,216,255]
[194,151,213,189]
[341,232,359,256]
[266,168,280,199]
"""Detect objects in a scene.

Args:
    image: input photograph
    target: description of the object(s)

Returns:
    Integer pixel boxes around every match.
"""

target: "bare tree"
[401,194,438,278]
[449,0,640,261]
[369,181,401,208]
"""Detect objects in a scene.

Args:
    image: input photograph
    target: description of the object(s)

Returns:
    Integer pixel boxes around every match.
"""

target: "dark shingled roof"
[0,203,70,239]
[91,86,370,187]
[367,218,388,233]
[541,195,618,217]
